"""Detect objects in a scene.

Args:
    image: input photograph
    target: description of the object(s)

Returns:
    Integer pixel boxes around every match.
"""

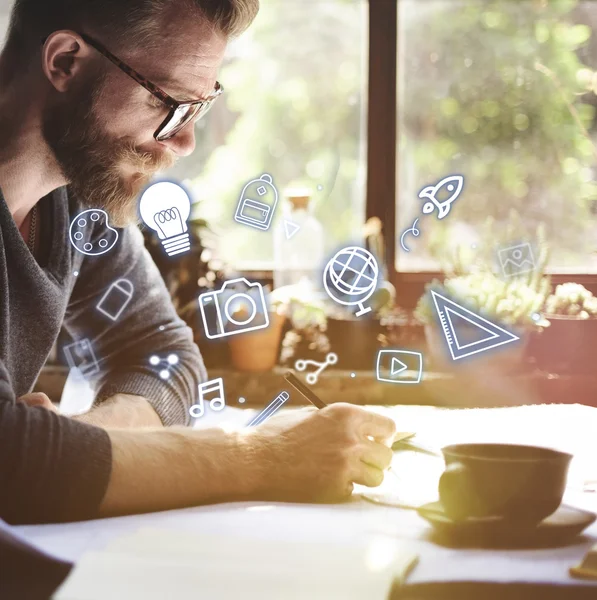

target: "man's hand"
[99,403,396,517]
[17,392,59,413]
[247,403,396,502]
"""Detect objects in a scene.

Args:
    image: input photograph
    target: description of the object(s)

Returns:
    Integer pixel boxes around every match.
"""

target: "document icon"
[376,350,423,384]
[64,339,100,377]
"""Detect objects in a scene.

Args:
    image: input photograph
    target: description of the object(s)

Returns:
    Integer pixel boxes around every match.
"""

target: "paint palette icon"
[69,209,119,256]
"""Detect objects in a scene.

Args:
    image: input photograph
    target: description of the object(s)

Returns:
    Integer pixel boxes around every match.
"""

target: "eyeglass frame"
[41,31,224,141]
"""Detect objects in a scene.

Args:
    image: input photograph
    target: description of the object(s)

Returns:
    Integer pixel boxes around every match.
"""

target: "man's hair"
[2,0,259,76]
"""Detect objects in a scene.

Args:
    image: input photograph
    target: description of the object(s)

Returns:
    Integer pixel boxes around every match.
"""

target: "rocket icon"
[418,175,464,220]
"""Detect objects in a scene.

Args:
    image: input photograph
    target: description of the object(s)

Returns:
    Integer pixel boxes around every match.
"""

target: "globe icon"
[323,246,379,317]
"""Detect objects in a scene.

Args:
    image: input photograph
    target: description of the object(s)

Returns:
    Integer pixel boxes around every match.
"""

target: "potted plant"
[415,271,550,373]
[320,217,397,370]
[533,283,597,374]
[224,287,287,373]
[278,283,331,367]
[226,281,331,373]
[323,280,396,370]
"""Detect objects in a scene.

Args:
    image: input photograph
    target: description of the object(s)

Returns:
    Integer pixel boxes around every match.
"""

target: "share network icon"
[430,290,519,361]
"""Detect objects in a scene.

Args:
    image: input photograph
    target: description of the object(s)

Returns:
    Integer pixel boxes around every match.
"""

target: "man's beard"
[41,73,176,227]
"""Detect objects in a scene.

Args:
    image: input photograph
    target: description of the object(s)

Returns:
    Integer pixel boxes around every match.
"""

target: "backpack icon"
[234,173,279,231]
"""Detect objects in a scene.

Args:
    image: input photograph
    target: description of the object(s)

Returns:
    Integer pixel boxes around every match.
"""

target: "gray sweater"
[0,185,206,524]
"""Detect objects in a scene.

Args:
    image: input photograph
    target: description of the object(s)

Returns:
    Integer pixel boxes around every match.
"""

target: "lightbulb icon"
[139,181,191,256]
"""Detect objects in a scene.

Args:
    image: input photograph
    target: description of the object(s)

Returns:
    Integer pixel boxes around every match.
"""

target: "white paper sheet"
[13,403,597,593]
[52,526,418,600]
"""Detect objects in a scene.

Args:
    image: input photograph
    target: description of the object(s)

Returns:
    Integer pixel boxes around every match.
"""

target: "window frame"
[238,0,597,303]
[371,0,597,307]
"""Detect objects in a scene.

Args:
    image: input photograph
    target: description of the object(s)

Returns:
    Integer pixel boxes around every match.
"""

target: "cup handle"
[439,461,474,520]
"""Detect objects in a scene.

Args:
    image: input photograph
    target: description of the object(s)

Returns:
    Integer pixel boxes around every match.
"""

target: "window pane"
[396,0,597,274]
[169,0,369,270]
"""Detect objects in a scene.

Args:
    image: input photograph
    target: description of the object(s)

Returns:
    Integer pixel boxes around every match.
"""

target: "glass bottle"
[273,188,325,289]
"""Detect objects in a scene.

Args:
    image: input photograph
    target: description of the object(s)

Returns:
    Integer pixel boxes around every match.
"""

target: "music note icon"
[190,377,226,419]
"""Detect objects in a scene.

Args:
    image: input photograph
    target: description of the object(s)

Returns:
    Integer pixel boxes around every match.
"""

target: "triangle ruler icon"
[430,290,519,361]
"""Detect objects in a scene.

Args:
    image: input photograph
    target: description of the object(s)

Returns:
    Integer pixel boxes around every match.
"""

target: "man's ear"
[41,30,94,93]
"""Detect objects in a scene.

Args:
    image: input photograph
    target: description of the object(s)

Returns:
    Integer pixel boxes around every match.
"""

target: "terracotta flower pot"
[531,314,597,374]
[227,312,286,372]
[325,317,385,370]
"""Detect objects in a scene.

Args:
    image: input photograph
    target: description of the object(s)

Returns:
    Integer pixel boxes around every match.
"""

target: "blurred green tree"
[189,0,367,266]
[399,0,597,268]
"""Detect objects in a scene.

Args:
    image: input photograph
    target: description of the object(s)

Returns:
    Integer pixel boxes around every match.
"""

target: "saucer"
[417,501,596,548]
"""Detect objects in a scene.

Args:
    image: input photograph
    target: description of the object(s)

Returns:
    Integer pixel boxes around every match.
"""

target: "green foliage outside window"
[189,0,367,267]
[400,0,597,269]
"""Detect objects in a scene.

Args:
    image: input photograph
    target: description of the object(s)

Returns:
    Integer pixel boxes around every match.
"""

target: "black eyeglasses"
[42,32,223,141]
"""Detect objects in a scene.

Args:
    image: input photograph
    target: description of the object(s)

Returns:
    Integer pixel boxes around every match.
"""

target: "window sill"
[36,365,597,409]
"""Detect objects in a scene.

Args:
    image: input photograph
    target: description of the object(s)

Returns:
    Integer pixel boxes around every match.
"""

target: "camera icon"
[198,278,270,339]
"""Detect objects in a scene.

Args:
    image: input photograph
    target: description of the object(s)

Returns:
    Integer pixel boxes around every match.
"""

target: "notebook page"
[53,527,418,600]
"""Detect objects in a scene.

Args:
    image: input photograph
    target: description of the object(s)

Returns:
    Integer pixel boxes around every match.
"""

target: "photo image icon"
[498,243,535,278]
[198,278,269,339]
[376,349,423,384]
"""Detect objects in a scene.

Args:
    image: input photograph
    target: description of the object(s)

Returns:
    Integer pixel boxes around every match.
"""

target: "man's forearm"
[73,393,163,428]
[99,427,264,517]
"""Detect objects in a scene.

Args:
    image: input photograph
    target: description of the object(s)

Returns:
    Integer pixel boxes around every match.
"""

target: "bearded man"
[0,0,396,526]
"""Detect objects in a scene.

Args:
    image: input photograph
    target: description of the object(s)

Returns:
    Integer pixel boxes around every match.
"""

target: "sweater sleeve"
[0,363,112,525]
[63,223,205,427]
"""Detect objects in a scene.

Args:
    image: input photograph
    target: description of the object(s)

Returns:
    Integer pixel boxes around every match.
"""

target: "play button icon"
[376,349,423,384]
[391,357,408,376]
[283,220,300,240]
